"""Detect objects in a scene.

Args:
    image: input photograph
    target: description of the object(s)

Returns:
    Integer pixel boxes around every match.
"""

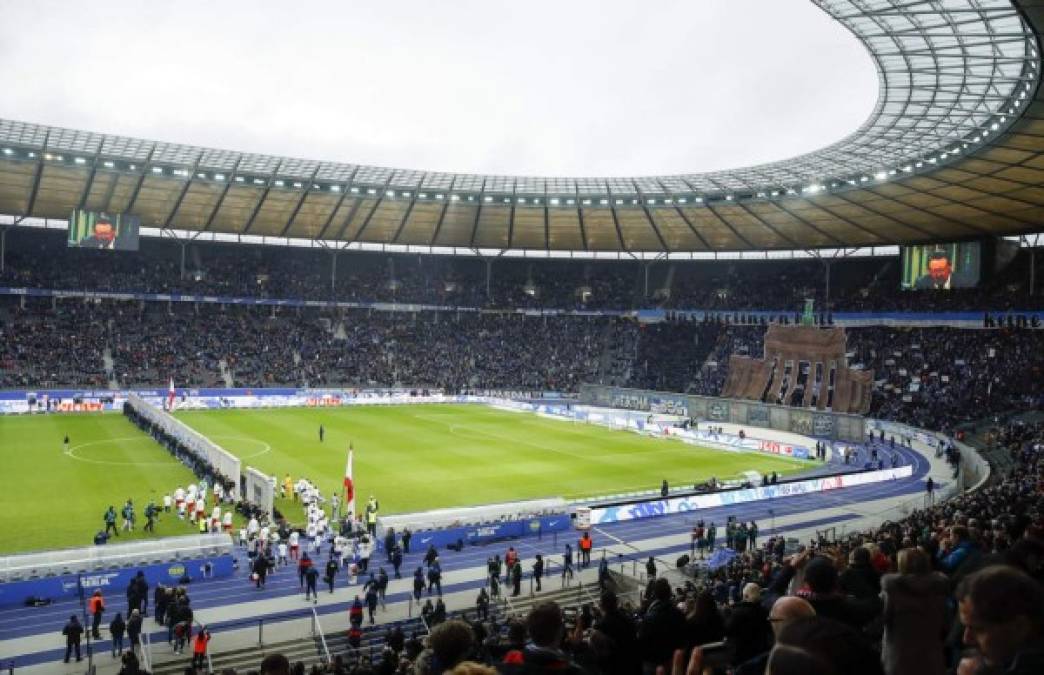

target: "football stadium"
[0,1,1042,674]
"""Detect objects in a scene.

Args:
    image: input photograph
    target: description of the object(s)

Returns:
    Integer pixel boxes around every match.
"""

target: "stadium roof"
[0,0,1041,253]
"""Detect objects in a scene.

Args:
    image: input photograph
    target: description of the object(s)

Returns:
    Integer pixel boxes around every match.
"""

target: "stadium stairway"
[1,440,955,674]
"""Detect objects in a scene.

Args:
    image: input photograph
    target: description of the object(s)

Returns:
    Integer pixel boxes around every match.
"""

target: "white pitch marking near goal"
[64,437,183,467]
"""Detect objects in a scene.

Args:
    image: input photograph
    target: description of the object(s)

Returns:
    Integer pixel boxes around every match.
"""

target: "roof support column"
[0,226,7,274]
[485,257,493,302]
[179,240,187,281]
[331,249,339,295]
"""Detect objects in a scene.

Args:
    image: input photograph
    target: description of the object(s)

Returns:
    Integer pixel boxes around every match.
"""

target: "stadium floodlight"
[1,148,11,155]
[74,157,86,165]
[366,188,376,195]
[385,190,395,197]
[615,199,623,205]
[350,186,360,193]
[104,160,115,168]
[874,171,887,180]
[418,192,428,199]
[330,185,341,192]
[402,191,411,198]
[215,173,225,181]
[647,198,656,204]
[599,199,609,205]
[129,164,136,170]
[274,180,284,187]
[550,198,560,205]
[152,166,163,174]
[484,196,493,202]
[725,195,734,201]
[520,197,529,204]
[677,198,688,203]
[44,153,52,160]
[434,193,443,200]
[450,194,460,201]
[664,198,673,204]
[293,182,303,188]
[991,123,999,131]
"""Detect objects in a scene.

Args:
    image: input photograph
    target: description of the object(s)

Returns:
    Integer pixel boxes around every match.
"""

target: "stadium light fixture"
[43,153,52,160]
[484,196,493,202]
[1,148,11,155]
[725,195,734,201]
[350,187,360,194]
[874,171,887,180]
[566,198,575,205]
[330,185,341,192]
[385,190,395,197]
[550,198,560,205]
[274,180,284,187]
[433,193,441,200]
[582,199,592,205]
[74,157,86,165]
[293,182,303,188]
[104,160,115,168]
[677,198,687,203]
[418,192,428,199]
[402,191,412,198]
[450,194,460,201]
[599,199,609,205]
[366,188,376,195]
[152,166,163,174]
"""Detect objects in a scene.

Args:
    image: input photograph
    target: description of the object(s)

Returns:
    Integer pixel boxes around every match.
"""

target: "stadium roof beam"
[278,166,321,238]
[203,157,243,232]
[23,129,50,219]
[162,154,204,230]
[122,147,157,216]
[75,146,104,212]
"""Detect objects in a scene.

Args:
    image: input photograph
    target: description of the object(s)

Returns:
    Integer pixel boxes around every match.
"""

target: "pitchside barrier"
[243,466,276,520]
[588,465,915,525]
[377,498,571,549]
[125,393,241,484]
[578,384,866,443]
[0,534,234,608]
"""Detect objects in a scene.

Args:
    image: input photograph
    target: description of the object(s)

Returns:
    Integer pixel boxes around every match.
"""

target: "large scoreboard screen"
[900,241,981,290]
[67,210,140,251]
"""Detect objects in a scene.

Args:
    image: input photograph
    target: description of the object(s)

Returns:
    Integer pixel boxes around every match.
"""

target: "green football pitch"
[0,404,809,554]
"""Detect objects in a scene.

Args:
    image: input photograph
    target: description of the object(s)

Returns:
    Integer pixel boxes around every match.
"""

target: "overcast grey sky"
[0,0,877,177]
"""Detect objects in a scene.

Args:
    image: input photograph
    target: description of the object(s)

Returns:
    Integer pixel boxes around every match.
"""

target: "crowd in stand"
[2,229,1041,312]
[139,419,1040,675]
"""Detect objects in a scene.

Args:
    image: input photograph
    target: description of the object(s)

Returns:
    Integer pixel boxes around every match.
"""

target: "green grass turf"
[174,404,810,520]
[0,414,222,554]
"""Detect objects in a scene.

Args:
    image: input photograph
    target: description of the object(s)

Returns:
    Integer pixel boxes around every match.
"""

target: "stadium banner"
[402,514,571,550]
[0,554,234,608]
[1,287,1042,329]
[587,465,913,525]
[578,384,866,443]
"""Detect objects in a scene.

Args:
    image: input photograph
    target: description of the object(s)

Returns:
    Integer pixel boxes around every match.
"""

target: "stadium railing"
[140,631,153,674]
[311,607,331,666]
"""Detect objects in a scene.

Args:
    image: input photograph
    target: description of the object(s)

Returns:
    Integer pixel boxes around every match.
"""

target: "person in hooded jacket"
[880,548,950,675]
